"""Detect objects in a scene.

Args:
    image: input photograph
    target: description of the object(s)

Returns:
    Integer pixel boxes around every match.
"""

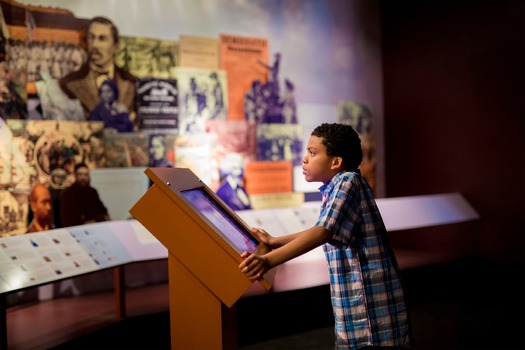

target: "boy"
[239,123,412,349]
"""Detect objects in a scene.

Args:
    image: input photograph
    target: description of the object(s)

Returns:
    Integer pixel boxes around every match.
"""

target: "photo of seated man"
[60,163,110,227]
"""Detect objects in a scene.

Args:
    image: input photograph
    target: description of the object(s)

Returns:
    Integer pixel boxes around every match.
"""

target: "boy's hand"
[250,227,273,246]
[239,251,269,281]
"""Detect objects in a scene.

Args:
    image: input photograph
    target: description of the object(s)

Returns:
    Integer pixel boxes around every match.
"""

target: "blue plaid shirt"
[316,171,411,349]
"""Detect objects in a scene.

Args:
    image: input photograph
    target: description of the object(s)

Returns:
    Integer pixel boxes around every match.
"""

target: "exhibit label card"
[249,192,305,210]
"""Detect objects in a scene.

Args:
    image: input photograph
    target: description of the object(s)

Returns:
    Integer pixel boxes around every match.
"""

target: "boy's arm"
[240,226,331,281]
[265,226,331,268]
[250,227,303,248]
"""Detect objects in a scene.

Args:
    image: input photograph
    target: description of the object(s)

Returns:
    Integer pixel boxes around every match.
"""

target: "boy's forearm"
[266,226,330,268]
[270,232,300,248]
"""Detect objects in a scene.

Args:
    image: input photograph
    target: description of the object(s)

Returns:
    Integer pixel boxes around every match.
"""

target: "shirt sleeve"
[315,173,361,248]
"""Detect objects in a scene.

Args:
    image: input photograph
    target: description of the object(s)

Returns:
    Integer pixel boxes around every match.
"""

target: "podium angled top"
[130,167,272,304]
[147,167,203,191]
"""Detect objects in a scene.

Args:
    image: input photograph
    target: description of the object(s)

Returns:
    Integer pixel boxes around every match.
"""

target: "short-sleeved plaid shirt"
[316,171,411,349]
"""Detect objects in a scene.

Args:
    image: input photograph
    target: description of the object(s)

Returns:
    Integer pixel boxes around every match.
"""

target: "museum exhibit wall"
[0,0,390,304]
[0,0,384,237]
[381,1,524,266]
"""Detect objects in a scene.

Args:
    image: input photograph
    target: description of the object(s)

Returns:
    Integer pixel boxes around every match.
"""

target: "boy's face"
[302,135,341,184]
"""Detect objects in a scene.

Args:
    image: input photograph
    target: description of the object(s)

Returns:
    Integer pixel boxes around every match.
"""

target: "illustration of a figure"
[251,53,297,124]
[88,79,133,132]
[149,134,173,167]
[281,79,297,124]
[216,153,251,211]
[209,72,225,119]
[244,80,265,122]
[185,77,207,116]
[182,77,207,133]
[258,52,281,100]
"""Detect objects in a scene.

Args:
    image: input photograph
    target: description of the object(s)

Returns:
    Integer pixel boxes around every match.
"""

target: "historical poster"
[243,160,293,195]
[204,119,256,210]
[135,78,178,130]
[103,131,150,168]
[219,34,268,120]
[243,52,298,124]
[255,123,303,166]
[178,35,218,69]
[175,66,228,134]
[115,35,178,80]
[6,120,105,189]
[205,119,257,163]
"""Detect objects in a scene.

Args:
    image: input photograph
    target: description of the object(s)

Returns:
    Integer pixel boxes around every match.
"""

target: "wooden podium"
[129,168,272,349]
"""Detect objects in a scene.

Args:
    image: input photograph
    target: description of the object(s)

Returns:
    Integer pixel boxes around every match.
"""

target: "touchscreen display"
[181,188,258,253]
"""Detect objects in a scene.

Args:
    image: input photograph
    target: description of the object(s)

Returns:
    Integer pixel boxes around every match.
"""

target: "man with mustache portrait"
[59,16,137,129]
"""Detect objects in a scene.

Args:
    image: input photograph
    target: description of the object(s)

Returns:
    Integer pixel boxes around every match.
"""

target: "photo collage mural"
[0,0,379,236]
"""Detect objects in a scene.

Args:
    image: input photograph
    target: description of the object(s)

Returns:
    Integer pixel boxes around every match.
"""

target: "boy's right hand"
[250,227,273,246]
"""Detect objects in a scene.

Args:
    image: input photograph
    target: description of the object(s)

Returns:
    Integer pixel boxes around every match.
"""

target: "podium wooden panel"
[130,168,271,349]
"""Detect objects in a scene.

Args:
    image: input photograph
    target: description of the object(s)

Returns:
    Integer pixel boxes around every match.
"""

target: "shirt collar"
[318,169,361,196]
[318,171,343,197]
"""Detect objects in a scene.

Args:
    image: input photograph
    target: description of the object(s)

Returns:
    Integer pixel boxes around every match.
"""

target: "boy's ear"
[331,156,343,170]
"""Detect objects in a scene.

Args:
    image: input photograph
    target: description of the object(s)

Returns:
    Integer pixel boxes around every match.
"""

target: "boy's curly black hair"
[311,123,362,171]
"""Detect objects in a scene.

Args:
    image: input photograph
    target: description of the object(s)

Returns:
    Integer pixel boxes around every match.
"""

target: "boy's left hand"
[239,251,269,281]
